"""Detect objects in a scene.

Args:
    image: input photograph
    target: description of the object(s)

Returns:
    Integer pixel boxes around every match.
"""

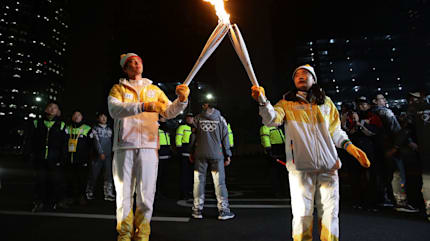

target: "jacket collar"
[119,78,152,88]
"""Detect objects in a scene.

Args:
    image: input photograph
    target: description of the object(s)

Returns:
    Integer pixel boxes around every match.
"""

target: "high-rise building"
[0,0,70,152]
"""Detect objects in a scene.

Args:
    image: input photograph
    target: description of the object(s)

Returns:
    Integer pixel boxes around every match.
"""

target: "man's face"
[358,102,370,111]
[72,112,83,123]
[98,114,107,124]
[293,69,314,91]
[45,103,59,117]
[375,94,386,107]
[202,103,210,111]
[408,96,419,105]
[123,57,143,77]
[186,116,194,124]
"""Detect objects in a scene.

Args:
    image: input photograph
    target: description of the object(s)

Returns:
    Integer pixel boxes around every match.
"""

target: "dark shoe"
[218,210,235,220]
[31,202,44,212]
[86,192,95,200]
[191,209,203,219]
[395,203,420,213]
[352,203,363,210]
[104,194,115,202]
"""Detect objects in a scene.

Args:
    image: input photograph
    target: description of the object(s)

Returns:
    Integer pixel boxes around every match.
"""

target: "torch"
[228,24,267,103]
[183,0,231,86]
[184,0,266,103]
[183,23,229,86]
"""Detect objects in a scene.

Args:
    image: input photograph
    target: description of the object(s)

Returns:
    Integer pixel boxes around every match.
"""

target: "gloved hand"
[143,102,167,113]
[176,84,190,102]
[251,85,265,102]
[346,143,371,168]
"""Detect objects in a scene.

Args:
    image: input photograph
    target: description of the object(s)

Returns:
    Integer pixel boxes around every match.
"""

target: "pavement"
[0,154,429,241]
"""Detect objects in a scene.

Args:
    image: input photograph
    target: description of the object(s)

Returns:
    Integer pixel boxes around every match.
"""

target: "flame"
[204,0,230,24]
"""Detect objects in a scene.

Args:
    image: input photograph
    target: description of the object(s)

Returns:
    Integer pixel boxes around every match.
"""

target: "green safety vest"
[34,119,65,159]
[67,124,91,162]
[228,123,234,147]
[159,129,170,146]
[260,125,285,148]
[175,124,192,147]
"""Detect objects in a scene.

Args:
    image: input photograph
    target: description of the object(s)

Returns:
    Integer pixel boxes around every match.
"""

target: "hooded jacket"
[259,94,349,172]
[191,108,232,160]
[90,123,113,157]
[108,78,187,151]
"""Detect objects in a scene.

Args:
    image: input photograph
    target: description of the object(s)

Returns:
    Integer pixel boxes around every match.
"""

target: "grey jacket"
[191,108,232,160]
[90,124,113,157]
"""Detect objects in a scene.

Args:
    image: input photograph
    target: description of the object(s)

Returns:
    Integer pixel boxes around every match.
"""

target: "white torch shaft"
[228,24,266,103]
[183,23,229,86]
[228,24,259,87]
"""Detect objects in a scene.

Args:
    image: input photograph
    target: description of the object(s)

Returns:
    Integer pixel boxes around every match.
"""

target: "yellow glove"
[175,84,190,102]
[251,85,265,102]
[346,143,371,168]
[143,102,167,113]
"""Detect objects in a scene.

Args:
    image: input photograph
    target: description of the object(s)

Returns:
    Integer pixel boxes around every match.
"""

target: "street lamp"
[35,97,42,102]
[206,93,214,100]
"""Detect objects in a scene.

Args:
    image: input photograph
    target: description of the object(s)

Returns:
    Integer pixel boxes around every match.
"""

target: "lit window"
[29,113,36,118]
[35,97,42,102]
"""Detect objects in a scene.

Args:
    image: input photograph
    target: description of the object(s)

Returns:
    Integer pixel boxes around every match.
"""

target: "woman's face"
[293,69,314,91]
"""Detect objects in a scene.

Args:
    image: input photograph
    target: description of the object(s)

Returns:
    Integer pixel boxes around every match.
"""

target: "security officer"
[228,123,234,148]
[176,113,194,199]
[260,125,288,197]
[157,116,172,198]
[26,102,67,212]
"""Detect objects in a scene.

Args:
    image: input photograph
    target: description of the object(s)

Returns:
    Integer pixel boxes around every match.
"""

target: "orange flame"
[204,0,230,24]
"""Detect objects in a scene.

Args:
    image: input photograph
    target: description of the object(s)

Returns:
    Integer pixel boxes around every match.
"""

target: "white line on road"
[0,210,190,222]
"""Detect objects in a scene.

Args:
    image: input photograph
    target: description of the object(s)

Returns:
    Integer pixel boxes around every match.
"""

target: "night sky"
[62,0,423,147]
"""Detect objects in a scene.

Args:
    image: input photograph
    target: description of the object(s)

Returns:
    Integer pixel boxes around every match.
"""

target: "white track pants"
[289,170,339,241]
[113,149,158,241]
[422,172,430,216]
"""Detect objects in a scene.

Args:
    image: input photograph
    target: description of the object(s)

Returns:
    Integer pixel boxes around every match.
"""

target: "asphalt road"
[1,154,429,241]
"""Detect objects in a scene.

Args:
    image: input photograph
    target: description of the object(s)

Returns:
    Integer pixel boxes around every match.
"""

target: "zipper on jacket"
[290,140,294,164]
[310,103,319,167]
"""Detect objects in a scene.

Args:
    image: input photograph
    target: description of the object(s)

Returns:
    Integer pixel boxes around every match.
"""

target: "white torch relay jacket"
[108,78,187,151]
[259,94,349,172]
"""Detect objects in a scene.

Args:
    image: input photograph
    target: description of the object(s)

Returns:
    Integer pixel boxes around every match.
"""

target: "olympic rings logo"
[200,121,218,132]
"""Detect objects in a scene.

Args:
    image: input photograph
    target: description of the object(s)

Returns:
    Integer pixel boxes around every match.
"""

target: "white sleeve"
[259,102,284,127]
[162,98,188,119]
[108,96,142,119]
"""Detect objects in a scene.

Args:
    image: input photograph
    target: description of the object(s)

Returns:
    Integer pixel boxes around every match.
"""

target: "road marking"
[0,210,190,222]
[176,199,291,209]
